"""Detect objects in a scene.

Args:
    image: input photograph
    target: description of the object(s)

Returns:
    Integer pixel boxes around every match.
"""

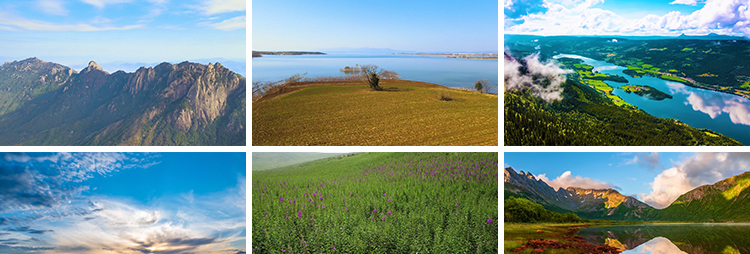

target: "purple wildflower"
[320,196,323,200]
[301,240,307,246]
[297,211,302,218]
[487,218,493,224]
[311,217,315,221]
[345,207,348,210]
[373,209,377,213]
[388,210,391,215]
[334,247,336,250]
[281,249,285,252]
[322,205,325,208]
[456,203,459,207]
[388,199,391,202]
[280,196,283,201]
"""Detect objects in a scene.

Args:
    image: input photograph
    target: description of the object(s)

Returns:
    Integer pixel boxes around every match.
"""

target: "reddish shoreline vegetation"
[252,70,497,146]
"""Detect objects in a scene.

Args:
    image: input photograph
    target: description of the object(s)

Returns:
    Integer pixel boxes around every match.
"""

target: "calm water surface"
[252,54,499,93]
[556,54,750,145]
[578,223,750,254]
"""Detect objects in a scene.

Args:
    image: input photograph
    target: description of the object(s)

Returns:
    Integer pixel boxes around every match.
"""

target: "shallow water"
[556,54,750,145]
[577,223,750,254]
[252,54,499,93]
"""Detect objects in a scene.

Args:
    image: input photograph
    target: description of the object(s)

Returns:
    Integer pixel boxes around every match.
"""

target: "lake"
[577,223,750,254]
[556,54,750,145]
[251,54,499,93]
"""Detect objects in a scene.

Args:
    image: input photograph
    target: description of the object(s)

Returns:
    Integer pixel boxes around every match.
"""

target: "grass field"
[252,152,499,253]
[252,80,498,146]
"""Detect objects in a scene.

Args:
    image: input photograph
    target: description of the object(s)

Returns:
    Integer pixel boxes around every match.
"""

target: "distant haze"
[253,0,498,53]
[253,153,350,171]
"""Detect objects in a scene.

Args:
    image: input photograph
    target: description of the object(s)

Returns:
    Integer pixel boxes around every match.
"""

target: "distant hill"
[252,153,349,171]
[0,57,245,145]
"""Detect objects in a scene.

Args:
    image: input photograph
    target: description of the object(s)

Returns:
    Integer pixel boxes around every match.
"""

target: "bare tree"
[359,64,400,90]
[474,79,495,94]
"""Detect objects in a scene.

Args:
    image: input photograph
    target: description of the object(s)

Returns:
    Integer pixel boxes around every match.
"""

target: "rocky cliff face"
[0,58,245,146]
[504,167,654,220]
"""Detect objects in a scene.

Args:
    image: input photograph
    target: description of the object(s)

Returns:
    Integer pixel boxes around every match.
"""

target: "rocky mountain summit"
[0,57,245,145]
[504,167,653,220]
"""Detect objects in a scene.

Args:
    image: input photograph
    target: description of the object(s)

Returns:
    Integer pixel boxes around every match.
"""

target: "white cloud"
[622,152,663,170]
[0,10,143,31]
[670,0,698,5]
[79,0,132,9]
[640,153,750,208]
[537,171,613,190]
[201,0,245,15]
[36,0,68,16]
[506,0,750,38]
[209,15,245,31]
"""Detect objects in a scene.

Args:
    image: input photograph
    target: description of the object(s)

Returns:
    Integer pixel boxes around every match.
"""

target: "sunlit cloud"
[538,171,614,190]
[640,153,750,208]
[0,153,245,253]
[0,10,143,31]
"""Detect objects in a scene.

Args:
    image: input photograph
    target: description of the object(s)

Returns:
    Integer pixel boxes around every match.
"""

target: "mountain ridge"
[0,57,245,145]
[506,166,750,222]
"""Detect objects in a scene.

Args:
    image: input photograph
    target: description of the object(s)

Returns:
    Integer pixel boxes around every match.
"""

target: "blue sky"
[0,153,245,254]
[505,152,750,208]
[504,0,750,38]
[252,0,498,53]
[0,0,245,74]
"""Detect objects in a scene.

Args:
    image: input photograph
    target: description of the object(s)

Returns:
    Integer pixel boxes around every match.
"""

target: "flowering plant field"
[252,152,498,253]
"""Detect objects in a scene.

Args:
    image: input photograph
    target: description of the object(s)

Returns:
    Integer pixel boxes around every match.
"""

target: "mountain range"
[505,167,750,222]
[0,57,245,145]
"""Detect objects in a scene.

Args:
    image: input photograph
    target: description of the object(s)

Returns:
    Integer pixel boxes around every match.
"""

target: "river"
[555,54,750,145]
[577,223,750,253]
[252,54,499,93]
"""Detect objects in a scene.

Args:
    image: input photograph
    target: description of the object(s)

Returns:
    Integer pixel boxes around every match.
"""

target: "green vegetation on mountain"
[504,80,740,145]
[506,35,750,98]
[619,84,673,100]
[505,196,584,223]
[0,58,245,145]
[649,171,750,222]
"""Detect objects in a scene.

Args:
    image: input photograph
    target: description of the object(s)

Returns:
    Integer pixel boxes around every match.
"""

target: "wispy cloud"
[209,16,245,31]
[670,0,699,5]
[0,153,244,253]
[0,10,143,31]
[200,0,245,15]
[79,0,133,9]
[621,152,664,170]
[35,0,68,16]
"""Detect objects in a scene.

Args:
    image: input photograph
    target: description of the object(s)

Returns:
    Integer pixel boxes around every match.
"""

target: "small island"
[619,84,673,100]
[252,51,326,57]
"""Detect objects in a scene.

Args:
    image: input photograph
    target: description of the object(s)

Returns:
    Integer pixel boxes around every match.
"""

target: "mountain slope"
[0,58,245,145]
[504,53,741,146]
[653,171,750,222]
[504,167,654,220]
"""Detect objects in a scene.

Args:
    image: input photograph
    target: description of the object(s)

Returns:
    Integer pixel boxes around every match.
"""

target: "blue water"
[251,54,499,93]
[556,54,750,145]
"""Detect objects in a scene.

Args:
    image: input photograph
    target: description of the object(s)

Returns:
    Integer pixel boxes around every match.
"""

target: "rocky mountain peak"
[81,61,107,74]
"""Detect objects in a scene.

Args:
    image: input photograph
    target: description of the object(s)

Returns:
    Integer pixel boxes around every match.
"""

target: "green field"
[252,152,499,253]
[253,80,498,145]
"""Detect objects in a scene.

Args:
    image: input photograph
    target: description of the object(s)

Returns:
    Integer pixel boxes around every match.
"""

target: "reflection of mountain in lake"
[578,224,750,254]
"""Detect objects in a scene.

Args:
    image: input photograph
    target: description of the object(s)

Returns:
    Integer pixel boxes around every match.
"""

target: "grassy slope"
[505,80,742,146]
[253,152,498,253]
[253,80,498,146]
